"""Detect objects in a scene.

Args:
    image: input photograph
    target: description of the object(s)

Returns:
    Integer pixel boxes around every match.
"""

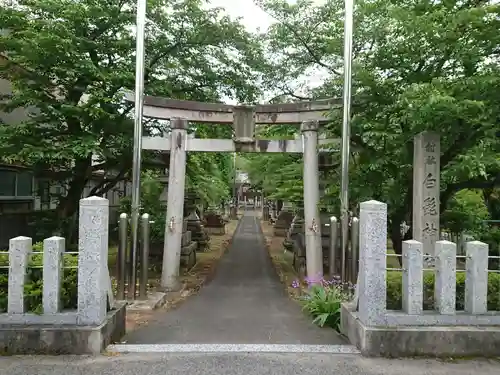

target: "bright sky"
[207,0,327,32]
[206,0,330,103]
[207,0,275,32]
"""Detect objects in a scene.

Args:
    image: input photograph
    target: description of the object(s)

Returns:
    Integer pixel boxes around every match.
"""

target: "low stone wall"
[341,200,500,357]
[341,302,500,357]
[0,197,127,354]
[0,302,127,355]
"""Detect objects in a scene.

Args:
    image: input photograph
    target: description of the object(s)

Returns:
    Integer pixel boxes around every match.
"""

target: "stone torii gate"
[125,94,341,290]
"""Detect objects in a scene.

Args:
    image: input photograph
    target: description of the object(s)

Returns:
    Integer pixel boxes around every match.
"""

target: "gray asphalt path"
[1,353,498,375]
[123,211,345,344]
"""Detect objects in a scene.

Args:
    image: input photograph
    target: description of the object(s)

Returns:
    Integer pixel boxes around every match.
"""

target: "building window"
[0,170,16,196]
[0,169,33,197]
[17,171,33,196]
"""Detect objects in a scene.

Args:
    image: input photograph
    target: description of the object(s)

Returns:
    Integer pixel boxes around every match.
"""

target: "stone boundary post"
[358,200,387,326]
[77,196,109,325]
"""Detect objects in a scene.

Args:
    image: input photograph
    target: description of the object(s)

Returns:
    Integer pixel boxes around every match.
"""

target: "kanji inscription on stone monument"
[412,132,440,256]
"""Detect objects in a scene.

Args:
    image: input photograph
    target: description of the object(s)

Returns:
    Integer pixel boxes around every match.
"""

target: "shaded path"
[123,211,345,344]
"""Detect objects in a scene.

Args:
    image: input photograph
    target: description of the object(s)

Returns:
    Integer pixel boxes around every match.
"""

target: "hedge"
[387,271,500,311]
[0,242,78,313]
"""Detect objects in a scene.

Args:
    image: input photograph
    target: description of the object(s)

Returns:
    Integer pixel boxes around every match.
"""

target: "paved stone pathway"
[122,211,346,345]
[2,353,499,375]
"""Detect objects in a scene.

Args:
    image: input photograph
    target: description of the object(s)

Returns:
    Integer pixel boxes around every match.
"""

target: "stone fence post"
[77,196,109,325]
[358,200,387,326]
[43,236,65,314]
[402,240,423,314]
[8,236,31,314]
[465,241,488,314]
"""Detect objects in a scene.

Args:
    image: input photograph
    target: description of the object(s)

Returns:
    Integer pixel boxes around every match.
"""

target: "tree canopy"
[243,0,500,252]
[1,0,499,252]
[0,0,264,224]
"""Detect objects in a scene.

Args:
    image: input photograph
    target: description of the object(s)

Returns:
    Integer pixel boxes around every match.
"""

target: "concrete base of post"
[0,303,126,355]
[341,304,500,357]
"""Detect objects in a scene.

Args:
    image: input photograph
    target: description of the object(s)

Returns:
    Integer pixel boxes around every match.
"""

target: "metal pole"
[340,0,354,283]
[127,234,135,299]
[130,0,147,300]
[350,217,359,284]
[139,213,150,299]
[329,216,338,277]
[117,213,128,300]
[231,152,237,219]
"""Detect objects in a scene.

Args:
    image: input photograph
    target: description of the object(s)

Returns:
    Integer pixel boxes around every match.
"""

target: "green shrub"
[297,272,499,329]
[387,271,500,311]
[0,242,78,313]
[294,277,353,331]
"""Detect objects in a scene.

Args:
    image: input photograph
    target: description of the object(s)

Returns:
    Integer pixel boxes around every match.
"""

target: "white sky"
[207,0,275,32]
[206,0,330,103]
[207,0,327,32]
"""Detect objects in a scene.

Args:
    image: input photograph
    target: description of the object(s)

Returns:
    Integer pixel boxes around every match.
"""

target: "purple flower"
[291,280,300,289]
[305,274,323,285]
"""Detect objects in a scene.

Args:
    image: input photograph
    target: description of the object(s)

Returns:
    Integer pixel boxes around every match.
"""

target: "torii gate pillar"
[161,118,188,291]
[301,120,323,281]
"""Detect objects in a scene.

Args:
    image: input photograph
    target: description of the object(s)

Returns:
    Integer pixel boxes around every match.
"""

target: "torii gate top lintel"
[124,92,341,125]
[125,92,340,153]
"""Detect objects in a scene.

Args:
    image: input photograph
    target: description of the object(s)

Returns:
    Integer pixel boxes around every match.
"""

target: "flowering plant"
[292,275,354,331]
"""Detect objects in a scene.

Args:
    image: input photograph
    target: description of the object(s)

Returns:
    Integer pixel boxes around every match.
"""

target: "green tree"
[186,123,234,207]
[0,0,264,229]
[441,189,490,236]
[255,0,500,254]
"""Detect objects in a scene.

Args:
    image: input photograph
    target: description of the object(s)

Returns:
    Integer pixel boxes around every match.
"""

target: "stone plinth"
[180,241,197,269]
[204,211,226,235]
[291,233,306,277]
[180,218,197,268]
[186,211,210,251]
[285,213,304,251]
[273,209,294,237]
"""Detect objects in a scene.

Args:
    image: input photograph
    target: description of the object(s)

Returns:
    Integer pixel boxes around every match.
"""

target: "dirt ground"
[125,220,239,332]
[260,220,303,301]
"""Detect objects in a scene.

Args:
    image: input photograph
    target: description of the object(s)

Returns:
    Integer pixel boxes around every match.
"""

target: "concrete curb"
[107,343,360,354]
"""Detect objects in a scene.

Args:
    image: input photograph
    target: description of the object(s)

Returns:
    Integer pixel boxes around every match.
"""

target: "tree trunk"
[389,220,404,264]
[55,157,91,243]
[483,188,500,219]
